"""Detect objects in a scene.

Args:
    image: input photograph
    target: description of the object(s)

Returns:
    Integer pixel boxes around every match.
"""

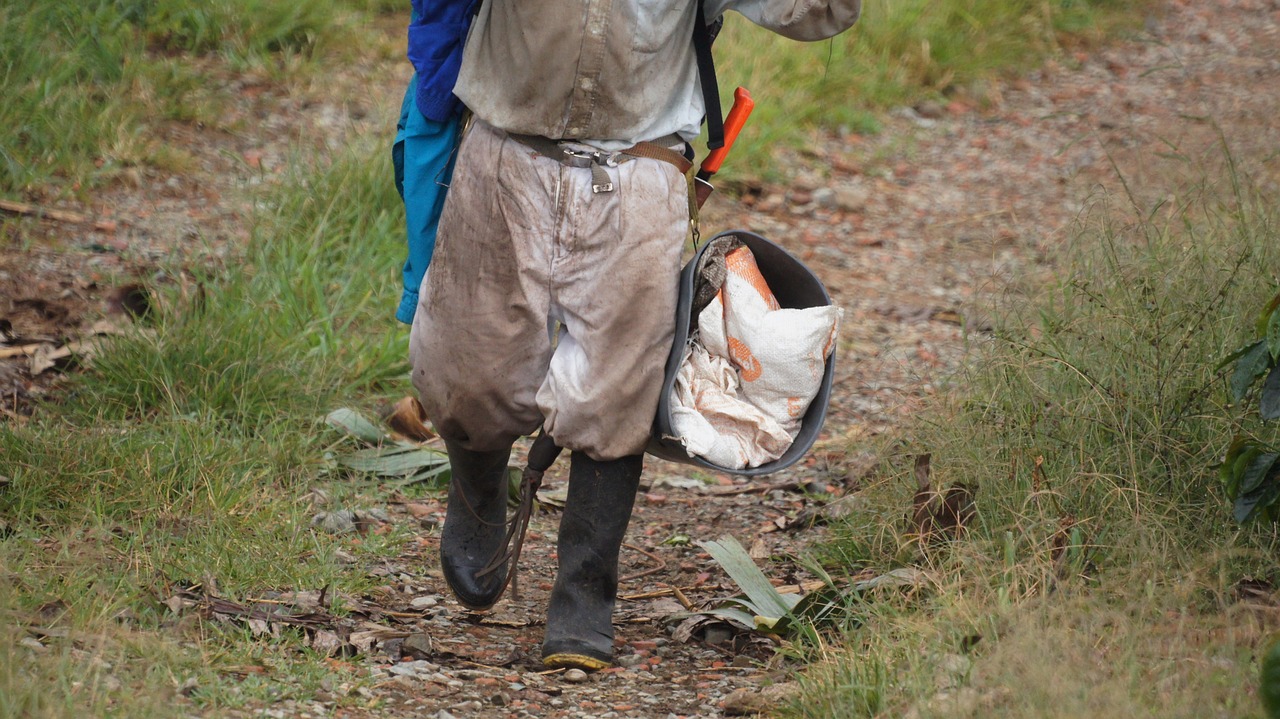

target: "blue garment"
[393,78,462,324]
[407,0,475,122]
[394,1,472,324]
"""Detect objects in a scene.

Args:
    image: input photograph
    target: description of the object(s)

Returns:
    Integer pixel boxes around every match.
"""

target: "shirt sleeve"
[706,0,861,42]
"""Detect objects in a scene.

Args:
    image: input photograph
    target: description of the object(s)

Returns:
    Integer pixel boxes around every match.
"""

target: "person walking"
[410,0,862,671]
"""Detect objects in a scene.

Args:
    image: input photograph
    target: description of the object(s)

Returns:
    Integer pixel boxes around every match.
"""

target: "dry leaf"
[385,396,434,442]
[309,630,345,656]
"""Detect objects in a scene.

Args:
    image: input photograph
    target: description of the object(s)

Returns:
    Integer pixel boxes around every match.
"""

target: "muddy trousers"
[408,119,691,460]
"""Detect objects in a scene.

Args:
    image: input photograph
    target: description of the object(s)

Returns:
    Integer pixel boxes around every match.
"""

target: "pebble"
[400,634,434,661]
[310,510,357,535]
[813,187,837,208]
[387,660,437,678]
[914,99,945,119]
[410,595,439,609]
[834,184,869,212]
[562,669,589,683]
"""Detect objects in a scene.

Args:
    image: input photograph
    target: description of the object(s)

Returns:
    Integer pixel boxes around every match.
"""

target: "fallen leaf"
[348,624,410,654]
[27,343,60,375]
[385,396,435,442]
[851,567,930,592]
[536,485,569,508]
[404,502,436,519]
[648,476,707,490]
[309,630,345,656]
[326,408,386,445]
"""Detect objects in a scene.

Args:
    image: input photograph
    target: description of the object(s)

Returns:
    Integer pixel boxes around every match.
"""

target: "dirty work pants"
[409,120,690,461]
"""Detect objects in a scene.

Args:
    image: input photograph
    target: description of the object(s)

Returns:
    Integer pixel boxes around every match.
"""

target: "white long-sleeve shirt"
[454,0,861,150]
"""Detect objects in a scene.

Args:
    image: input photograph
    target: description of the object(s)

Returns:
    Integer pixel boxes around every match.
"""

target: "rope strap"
[475,432,563,600]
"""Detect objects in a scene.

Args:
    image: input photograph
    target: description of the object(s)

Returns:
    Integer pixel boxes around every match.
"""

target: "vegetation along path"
[2,0,1279,716]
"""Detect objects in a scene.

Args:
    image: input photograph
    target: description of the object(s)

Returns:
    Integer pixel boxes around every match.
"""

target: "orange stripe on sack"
[725,248,780,310]
[727,336,763,381]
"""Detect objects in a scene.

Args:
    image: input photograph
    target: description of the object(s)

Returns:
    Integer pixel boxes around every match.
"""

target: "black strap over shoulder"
[693,0,724,149]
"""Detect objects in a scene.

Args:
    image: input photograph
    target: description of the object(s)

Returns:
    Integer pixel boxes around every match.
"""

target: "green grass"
[786,165,1280,716]
[712,0,1142,181]
[0,137,413,715]
[0,0,390,196]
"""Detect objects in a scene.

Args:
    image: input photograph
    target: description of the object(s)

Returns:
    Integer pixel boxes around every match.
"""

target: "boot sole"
[542,652,611,671]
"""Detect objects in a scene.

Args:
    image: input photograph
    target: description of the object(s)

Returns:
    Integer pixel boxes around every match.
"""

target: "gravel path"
[3,0,1278,715]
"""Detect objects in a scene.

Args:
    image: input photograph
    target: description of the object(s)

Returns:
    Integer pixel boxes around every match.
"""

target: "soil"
[3,0,1279,716]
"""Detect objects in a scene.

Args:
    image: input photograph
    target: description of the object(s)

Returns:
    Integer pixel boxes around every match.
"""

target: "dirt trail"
[3,0,1279,716]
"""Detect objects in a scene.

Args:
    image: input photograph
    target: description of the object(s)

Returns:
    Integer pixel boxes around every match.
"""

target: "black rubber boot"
[439,438,512,611]
[542,452,643,670]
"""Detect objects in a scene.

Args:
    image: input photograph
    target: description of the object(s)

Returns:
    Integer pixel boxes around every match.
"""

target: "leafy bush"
[1219,290,1280,522]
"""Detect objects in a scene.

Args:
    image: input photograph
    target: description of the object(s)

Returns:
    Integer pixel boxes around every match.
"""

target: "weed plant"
[0,140,410,714]
[789,173,1280,716]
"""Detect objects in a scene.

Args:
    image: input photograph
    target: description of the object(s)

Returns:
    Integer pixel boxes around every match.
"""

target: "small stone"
[914,100,945,119]
[562,669,589,683]
[401,633,433,660]
[388,660,437,679]
[757,194,785,213]
[19,637,46,651]
[704,626,733,645]
[616,654,643,668]
[311,510,357,535]
[410,595,438,609]
[834,185,869,212]
[387,664,421,678]
[813,187,837,209]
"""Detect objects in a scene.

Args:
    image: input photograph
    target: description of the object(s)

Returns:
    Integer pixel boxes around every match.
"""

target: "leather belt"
[507,132,693,194]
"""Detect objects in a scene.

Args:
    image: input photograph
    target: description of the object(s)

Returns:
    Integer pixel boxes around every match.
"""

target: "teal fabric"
[393,74,462,324]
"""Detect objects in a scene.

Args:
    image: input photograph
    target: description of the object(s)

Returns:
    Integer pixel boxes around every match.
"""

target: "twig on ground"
[621,543,668,583]
[0,199,119,232]
[704,479,808,497]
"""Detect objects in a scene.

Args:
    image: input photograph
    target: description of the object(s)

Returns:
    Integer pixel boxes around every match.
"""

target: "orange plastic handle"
[700,87,755,176]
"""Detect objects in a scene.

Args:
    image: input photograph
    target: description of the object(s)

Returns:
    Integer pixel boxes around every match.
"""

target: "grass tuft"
[788,160,1280,717]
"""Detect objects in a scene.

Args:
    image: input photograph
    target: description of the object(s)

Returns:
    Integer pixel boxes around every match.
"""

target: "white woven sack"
[671,247,842,469]
[668,342,795,469]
